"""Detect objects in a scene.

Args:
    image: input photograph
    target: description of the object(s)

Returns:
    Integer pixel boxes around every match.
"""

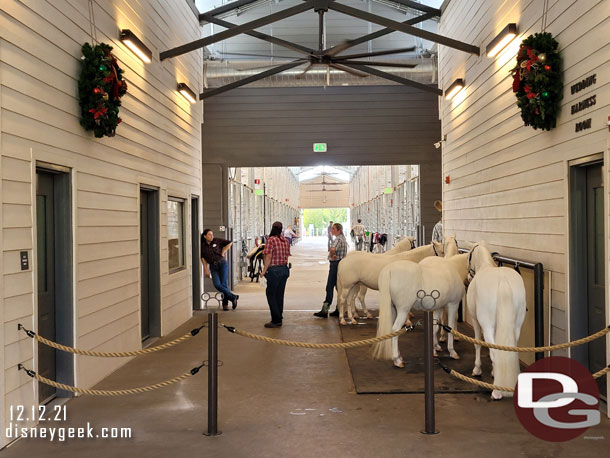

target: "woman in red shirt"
[260,221,291,328]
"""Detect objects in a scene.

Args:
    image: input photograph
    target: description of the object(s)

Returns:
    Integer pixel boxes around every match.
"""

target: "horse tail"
[493,277,520,397]
[372,266,394,360]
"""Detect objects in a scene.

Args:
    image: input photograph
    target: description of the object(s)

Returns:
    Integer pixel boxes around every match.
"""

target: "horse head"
[467,241,495,282]
[443,235,458,257]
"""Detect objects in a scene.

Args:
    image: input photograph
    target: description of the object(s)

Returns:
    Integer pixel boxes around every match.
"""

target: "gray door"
[586,164,605,397]
[192,197,201,310]
[140,191,151,340]
[36,172,56,403]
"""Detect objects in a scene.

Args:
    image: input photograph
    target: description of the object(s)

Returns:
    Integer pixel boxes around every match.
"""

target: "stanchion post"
[204,312,221,436]
[421,310,438,435]
[534,263,544,361]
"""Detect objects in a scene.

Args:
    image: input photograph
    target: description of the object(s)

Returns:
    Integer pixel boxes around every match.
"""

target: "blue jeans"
[265,265,290,324]
[209,259,235,302]
[324,260,340,305]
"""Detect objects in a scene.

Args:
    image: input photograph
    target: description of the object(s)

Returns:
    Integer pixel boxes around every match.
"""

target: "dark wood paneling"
[202,85,441,168]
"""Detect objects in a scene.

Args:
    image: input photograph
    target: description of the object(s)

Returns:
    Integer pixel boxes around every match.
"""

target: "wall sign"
[570,73,596,132]
[571,74,596,94]
[575,118,592,132]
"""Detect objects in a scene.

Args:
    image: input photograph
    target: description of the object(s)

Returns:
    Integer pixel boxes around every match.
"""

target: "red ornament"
[93,87,102,94]
[526,92,538,99]
[544,65,551,71]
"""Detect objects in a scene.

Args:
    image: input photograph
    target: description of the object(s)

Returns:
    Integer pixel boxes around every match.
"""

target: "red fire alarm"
[285,198,289,202]
[445,176,451,184]
[254,179,260,184]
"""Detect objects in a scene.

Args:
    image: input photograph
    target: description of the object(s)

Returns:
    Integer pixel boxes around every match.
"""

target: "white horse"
[336,239,449,326]
[466,242,526,400]
[372,252,469,368]
[347,237,416,319]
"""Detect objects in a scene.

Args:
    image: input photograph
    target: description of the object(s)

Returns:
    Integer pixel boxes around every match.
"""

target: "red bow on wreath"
[524,48,538,71]
[103,52,124,99]
[89,104,108,119]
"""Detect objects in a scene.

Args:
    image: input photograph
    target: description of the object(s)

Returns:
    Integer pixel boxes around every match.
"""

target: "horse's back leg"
[357,286,374,319]
[392,305,411,368]
[471,313,483,376]
[346,285,359,325]
[446,302,460,360]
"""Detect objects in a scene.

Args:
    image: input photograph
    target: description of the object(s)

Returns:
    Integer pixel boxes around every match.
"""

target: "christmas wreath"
[510,32,562,131]
[78,43,127,138]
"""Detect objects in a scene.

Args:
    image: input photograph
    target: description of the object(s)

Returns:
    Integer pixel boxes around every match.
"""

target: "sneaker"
[264,321,282,328]
[328,309,339,317]
[222,304,229,311]
[231,295,239,310]
[313,311,328,318]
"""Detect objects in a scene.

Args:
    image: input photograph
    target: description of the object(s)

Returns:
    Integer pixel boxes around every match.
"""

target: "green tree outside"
[303,208,348,233]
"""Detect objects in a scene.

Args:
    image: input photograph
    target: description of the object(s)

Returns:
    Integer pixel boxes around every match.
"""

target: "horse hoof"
[491,390,503,401]
[450,352,460,360]
[339,319,347,326]
[351,318,358,325]
[433,351,438,357]
[393,358,405,368]
[405,320,412,327]
[434,344,442,352]
[366,313,374,319]
[472,367,482,377]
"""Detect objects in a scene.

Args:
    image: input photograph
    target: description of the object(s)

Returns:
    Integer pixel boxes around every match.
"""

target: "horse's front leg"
[338,283,351,326]
[447,302,460,360]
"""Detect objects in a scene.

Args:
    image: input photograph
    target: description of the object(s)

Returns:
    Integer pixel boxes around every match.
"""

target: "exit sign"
[313,143,327,152]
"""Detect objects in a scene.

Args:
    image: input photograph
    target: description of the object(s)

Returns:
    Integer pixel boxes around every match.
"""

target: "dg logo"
[514,356,600,442]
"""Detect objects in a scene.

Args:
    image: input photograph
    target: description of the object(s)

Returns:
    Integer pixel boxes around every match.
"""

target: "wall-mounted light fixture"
[444,78,464,100]
[120,29,152,63]
[486,23,518,57]
[177,83,197,103]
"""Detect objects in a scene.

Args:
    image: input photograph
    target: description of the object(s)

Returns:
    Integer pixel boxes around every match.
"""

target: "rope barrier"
[222,324,408,349]
[18,363,207,396]
[438,362,610,393]
[18,323,206,357]
[438,323,610,353]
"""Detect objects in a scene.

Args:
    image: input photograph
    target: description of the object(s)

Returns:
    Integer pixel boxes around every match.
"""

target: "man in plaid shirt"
[314,222,348,318]
[260,222,291,328]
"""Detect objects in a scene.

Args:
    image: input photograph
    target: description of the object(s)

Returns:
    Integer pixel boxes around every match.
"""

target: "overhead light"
[177,83,197,103]
[486,23,518,57]
[120,29,152,63]
[444,78,464,100]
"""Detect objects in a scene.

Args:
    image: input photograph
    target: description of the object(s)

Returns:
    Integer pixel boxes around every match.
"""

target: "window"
[168,198,185,272]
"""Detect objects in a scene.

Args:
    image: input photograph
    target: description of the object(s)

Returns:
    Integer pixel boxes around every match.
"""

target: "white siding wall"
[438,0,609,361]
[0,0,202,445]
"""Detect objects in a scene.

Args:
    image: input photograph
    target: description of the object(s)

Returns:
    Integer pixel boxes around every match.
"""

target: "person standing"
[201,229,239,311]
[283,225,297,246]
[327,221,334,250]
[314,223,348,318]
[431,200,444,244]
[352,218,366,251]
[260,221,291,328]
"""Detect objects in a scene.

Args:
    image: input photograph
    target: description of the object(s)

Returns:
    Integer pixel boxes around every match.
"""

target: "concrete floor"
[2,237,609,457]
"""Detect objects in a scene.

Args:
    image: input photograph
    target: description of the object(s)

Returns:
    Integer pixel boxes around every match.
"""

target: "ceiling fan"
[222,46,419,78]
[302,174,344,192]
